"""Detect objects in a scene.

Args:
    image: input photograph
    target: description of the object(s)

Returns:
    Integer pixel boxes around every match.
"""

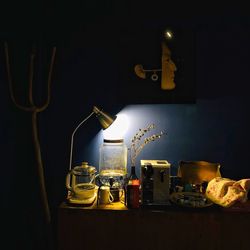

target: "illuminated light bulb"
[103,114,129,140]
[164,30,173,40]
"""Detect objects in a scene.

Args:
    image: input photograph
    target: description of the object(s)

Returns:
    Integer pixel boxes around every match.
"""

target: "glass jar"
[99,139,127,183]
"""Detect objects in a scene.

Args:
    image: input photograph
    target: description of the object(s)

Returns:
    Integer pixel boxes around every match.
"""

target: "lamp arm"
[69,111,95,171]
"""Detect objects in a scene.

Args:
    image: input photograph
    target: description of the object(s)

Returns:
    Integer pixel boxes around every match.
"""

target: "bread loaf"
[206,177,250,207]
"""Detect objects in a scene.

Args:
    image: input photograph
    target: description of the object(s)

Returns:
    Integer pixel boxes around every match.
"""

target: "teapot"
[66,162,97,201]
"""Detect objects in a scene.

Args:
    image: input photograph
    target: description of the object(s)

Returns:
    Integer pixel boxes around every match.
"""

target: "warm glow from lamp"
[103,114,129,140]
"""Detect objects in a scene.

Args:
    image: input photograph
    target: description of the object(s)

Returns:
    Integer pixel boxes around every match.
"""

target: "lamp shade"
[93,106,116,130]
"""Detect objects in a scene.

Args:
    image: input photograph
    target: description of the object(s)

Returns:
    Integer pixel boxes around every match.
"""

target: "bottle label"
[127,184,140,208]
[131,179,140,185]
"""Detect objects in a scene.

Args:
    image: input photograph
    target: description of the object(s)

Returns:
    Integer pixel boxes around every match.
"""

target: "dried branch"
[129,124,166,166]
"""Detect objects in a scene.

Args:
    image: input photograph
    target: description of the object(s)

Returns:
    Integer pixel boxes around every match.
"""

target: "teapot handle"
[66,171,73,191]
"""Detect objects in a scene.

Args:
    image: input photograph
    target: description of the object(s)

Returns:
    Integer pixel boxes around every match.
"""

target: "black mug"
[110,187,121,202]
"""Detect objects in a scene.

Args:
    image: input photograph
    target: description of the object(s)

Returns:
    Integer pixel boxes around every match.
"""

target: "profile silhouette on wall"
[134,41,177,91]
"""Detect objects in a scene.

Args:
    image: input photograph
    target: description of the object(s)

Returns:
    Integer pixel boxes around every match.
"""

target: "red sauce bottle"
[126,166,140,208]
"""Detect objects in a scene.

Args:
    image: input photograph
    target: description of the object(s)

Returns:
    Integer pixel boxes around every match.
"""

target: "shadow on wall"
[80,97,250,180]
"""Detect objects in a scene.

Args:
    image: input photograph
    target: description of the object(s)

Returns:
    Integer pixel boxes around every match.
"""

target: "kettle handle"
[66,171,73,191]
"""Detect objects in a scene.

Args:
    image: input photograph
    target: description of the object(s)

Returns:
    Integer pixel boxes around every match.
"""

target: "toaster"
[140,160,171,205]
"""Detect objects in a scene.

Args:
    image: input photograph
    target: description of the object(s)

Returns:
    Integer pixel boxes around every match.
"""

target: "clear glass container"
[66,162,97,200]
[66,162,97,187]
[99,139,127,182]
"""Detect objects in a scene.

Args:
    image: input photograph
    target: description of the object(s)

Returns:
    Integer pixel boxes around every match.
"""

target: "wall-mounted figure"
[118,26,195,104]
[134,42,177,91]
[161,42,177,90]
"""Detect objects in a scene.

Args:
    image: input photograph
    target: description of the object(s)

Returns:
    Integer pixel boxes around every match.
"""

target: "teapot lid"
[81,162,96,173]
[72,162,96,176]
[81,161,89,169]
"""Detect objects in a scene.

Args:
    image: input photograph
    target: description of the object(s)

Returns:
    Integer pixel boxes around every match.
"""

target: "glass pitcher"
[66,162,97,199]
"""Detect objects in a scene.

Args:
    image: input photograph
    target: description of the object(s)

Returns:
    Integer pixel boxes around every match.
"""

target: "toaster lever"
[160,170,165,182]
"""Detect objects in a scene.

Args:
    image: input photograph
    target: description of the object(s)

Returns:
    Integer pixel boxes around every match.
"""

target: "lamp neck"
[69,111,95,171]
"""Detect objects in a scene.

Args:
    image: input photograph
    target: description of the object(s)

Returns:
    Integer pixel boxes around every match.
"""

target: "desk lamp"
[69,105,116,171]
